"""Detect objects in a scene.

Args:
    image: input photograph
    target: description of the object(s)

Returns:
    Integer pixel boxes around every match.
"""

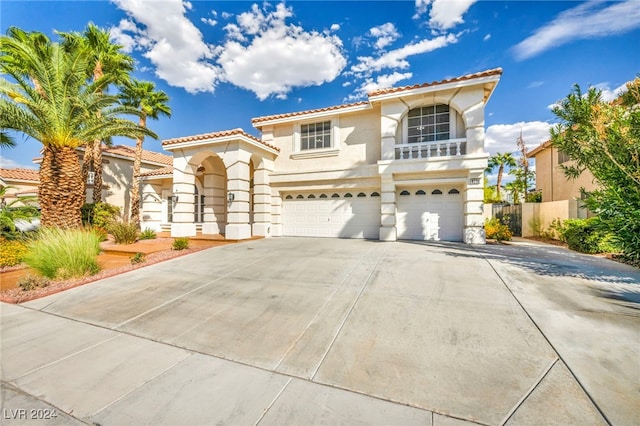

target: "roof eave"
[252,102,373,129]
[163,134,280,156]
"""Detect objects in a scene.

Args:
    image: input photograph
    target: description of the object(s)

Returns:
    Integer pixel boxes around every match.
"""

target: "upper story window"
[407,105,450,143]
[557,150,570,164]
[87,171,95,185]
[301,121,331,150]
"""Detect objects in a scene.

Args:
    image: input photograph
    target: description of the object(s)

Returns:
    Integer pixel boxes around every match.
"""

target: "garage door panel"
[397,189,463,242]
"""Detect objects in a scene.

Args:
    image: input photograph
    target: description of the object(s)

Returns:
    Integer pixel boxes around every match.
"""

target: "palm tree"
[59,23,134,204]
[119,79,171,228]
[0,28,156,228]
[487,152,517,201]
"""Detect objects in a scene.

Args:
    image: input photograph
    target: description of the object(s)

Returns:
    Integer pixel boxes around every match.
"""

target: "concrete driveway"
[1,238,638,425]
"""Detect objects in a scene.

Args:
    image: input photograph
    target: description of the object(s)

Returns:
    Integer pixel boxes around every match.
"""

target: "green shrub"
[172,237,189,250]
[528,216,542,238]
[24,227,100,279]
[0,238,29,267]
[560,218,618,254]
[130,252,145,265]
[485,218,512,242]
[17,274,50,291]
[109,222,138,244]
[139,227,156,240]
[81,202,120,228]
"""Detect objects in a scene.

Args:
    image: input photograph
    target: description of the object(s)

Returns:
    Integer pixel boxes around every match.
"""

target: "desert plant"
[540,218,565,241]
[485,218,512,242]
[172,237,189,250]
[528,216,542,238]
[0,238,29,267]
[130,252,145,264]
[81,202,120,228]
[23,227,100,279]
[109,222,138,244]
[139,227,156,240]
[17,273,50,291]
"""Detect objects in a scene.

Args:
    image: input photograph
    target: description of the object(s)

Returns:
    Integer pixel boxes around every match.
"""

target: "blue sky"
[1,0,639,184]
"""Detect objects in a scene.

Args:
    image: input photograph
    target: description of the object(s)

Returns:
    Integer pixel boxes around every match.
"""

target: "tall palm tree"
[487,152,517,201]
[59,23,134,204]
[0,28,156,228]
[119,79,171,228]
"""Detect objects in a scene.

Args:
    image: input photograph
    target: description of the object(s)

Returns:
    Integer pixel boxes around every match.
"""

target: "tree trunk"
[39,145,84,228]
[92,140,103,203]
[130,116,146,229]
[80,140,94,205]
[496,166,503,200]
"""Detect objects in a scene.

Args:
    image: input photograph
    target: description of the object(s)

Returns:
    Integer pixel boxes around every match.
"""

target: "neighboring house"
[140,68,502,243]
[0,168,39,207]
[526,141,598,202]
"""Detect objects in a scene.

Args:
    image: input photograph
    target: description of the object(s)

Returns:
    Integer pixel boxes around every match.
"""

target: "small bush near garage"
[172,237,189,250]
[109,222,138,244]
[485,218,512,242]
[560,218,619,254]
[0,238,29,267]
[139,227,156,240]
[24,227,100,279]
[130,252,146,265]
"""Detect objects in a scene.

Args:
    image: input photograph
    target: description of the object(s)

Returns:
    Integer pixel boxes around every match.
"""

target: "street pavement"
[1,237,638,425]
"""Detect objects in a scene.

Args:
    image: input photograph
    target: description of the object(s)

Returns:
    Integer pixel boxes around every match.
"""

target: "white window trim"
[291,117,341,159]
[401,105,460,144]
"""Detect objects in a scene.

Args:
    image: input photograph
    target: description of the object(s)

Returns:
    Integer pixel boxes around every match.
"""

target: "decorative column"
[251,158,273,237]
[379,174,397,241]
[202,168,226,235]
[224,150,252,240]
[464,171,486,244]
[171,159,196,237]
[271,191,283,237]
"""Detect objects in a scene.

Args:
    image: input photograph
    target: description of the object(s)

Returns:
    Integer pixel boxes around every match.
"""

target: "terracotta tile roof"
[137,166,174,178]
[367,68,503,97]
[162,128,280,152]
[0,168,39,182]
[103,145,173,166]
[251,101,370,125]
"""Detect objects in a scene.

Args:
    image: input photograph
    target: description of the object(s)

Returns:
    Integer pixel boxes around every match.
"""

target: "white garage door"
[283,191,381,239]
[396,187,464,241]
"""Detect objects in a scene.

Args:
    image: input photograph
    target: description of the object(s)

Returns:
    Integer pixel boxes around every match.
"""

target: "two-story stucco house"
[140,68,502,243]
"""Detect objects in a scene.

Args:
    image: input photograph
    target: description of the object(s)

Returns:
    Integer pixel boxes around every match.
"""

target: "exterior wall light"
[228,192,235,202]
[171,195,179,205]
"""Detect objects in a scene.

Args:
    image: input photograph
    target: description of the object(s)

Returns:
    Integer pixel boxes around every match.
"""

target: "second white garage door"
[396,187,464,241]
[283,192,380,239]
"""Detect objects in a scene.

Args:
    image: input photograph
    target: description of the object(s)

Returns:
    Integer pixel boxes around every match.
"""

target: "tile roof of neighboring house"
[102,145,173,166]
[137,166,174,178]
[526,140,552,158]
[162,128,280,152]
[251,101,370,125]
[0,168,39,182]
[367,68,503,97]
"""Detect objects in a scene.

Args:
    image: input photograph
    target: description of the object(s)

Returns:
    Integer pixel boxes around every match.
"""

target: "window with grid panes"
[407,105,450,143]
[301,121,331,150]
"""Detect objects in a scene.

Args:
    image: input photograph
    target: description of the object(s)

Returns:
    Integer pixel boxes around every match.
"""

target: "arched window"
[431,189,443,195]
[370,192,380,197]
[319,194,328,198]
[416,190,426,195]
[400,190,410,196]
[285,195,293,200]
[448,188,460,194]
[331,193,340,198]
[308,194,316,198]
[407,104,450,143]
[344,193,353,198]
[296,194,304,199]
[357,192,366,197]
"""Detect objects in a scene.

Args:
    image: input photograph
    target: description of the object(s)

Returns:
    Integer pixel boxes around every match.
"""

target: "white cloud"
[514,0,640,60]
[485,121,552,156]
[414,0,478,31]
[596,81,629,102]
[483,33,491,41]
[330,23,340,31]
[217,3,346,100]
[369,22,400,50]
[0,156,37,170]
[346,72,412,101]
[527,81,544,89]
[201,18,217,26]
[111,0,220,93]
[351,33,458,74]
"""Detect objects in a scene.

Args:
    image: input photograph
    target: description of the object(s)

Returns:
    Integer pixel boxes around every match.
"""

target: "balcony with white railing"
[394,138,467,160]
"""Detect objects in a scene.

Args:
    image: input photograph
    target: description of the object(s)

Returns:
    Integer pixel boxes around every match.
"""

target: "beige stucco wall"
[140,178,172,232]
[532,146,597,202]
[1,180,39,207]
[521,200,589,237]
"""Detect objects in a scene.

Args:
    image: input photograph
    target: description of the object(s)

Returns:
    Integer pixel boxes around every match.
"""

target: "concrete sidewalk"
[1,238,636,425]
